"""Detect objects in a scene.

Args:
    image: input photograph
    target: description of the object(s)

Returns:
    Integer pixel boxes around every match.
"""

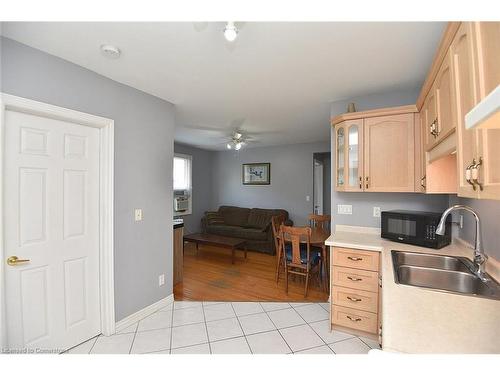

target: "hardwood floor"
[174,242,329,302]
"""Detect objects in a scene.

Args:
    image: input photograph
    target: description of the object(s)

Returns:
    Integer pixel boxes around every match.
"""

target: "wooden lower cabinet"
[332,306,378,334]
[331,285,378,313]
[173,226,184,285]
[330,246,382,342]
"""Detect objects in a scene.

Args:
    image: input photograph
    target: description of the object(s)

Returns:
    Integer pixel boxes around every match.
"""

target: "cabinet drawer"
[332,266,379,292]
[331,285,378,313]
[332,247,380,271]
[332,305,378,334]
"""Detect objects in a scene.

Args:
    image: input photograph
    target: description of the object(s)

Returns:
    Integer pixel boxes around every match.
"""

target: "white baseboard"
[113,294,174,334]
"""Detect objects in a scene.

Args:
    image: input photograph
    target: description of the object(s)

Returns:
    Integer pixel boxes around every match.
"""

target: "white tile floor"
[65,301,378,354]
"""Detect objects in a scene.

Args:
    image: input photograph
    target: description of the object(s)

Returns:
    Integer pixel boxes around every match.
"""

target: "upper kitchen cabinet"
[422,83,438,150]
[335,123,346,191]
[471,22,500,199]
[450,22,480,198]
[449,22,500,199]
[364,113,415,192]
[421,51,456,154]
[435,51,455,142]
[417,22,499,200]
[332,106,417,193]
[473,22,500,98]
[335,120,364,192]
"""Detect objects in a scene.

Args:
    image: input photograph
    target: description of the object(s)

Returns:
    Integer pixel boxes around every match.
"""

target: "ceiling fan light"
[235,142,242,150]
[226,143,232,150]
[234,131,242,140]
[224,22,238,42]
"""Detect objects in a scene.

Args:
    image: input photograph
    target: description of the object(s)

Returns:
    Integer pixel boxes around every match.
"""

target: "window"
[173,153,192,215]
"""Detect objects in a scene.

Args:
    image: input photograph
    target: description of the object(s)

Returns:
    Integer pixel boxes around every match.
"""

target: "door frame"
[313,159,324,215]
[0,93,116,348]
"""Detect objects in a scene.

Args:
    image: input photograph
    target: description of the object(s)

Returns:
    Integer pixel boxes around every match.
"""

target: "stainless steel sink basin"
[392,251,500,300]
[392,251,473,273]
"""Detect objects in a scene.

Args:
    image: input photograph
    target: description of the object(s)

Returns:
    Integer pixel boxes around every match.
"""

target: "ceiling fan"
[192,22,246,48]
[226,130,247,150]
[182,119,262,150]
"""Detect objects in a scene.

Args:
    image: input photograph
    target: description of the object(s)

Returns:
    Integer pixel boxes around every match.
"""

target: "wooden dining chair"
[308,213,331,292]
[280,224,322,297]
[308,214,331,231]
[271,215,286,283]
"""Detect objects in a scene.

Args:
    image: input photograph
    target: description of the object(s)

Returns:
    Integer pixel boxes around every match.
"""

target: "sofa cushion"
[206,225,268,241]
[205,211,225,225]
[247,208,288,229]
[218,206,250,227]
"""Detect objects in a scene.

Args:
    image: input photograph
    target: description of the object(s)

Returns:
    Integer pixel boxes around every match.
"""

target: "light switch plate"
[373,207,381,218]
[306,195,310,202]
[337,204,352,215]
[158,274,165,287]
[135,208,143,221]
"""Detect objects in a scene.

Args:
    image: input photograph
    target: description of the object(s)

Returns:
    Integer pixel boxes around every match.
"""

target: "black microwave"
[381,210,451,249]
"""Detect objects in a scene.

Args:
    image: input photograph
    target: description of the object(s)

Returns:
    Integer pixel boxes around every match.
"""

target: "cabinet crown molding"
[331,104,417,126]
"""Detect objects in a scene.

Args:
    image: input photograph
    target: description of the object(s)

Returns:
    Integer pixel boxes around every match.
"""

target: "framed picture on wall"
[242,163,271,185]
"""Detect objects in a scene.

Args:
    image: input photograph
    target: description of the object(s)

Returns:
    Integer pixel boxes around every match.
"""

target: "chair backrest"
[308,214,331,231]
[271,215,286,253]
[280,225,311,266]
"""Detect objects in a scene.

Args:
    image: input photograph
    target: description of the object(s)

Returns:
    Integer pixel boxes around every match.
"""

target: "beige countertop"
[326,226,500,354]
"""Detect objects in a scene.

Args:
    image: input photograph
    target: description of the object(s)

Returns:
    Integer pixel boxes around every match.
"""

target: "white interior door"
[313,160,324,215]
[4,109,101,351]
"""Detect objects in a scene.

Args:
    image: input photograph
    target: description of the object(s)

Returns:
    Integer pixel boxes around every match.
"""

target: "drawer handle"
[347,276,363,281]
[346,315,362,322]
[346,296,362,302]
[347,256,363,261]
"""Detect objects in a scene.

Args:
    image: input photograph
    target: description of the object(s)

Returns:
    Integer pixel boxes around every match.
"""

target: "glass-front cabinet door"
[335,124,346,190]
[346,120,363,191]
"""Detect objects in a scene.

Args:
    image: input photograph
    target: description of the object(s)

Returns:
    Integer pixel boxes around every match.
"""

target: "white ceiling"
[1,22,445,150]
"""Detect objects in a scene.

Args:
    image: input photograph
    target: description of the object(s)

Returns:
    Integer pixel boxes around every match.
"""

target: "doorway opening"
[313,152,331,216]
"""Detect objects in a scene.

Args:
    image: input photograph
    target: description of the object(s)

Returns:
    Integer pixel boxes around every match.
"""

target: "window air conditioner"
[174,195,189,212]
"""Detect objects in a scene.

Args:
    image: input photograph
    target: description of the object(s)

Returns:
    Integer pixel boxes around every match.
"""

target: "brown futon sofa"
[201,205,293,255]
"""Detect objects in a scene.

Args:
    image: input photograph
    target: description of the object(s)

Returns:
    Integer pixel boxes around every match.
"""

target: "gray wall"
[330,89,450,228]
[1,37,175,321]
[449,196,500,260]
[212,142,330,226]
[174,142,215,234]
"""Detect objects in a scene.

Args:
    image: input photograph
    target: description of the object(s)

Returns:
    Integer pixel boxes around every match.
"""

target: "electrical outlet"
[373,207,381,218]
[337,204,352,215]
[158,274,165,287]
[134,208,143,221]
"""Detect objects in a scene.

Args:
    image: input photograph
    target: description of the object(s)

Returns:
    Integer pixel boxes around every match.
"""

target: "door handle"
[346,296,362,302]
[420,175,426,190]
[471,157,484,191]
[6,256,30,266]
[346,315,362,322]
[347,256,363,261]
[347,276,363,281]
[465,160,477,190]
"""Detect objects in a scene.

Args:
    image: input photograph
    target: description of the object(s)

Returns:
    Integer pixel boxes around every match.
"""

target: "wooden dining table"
[283,227,331,291]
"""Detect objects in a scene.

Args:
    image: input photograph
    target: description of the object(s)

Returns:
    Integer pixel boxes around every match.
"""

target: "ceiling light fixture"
[226,144,232,150]
[100,44,121,59]
[234,142,242,151]
[223,22,238,42]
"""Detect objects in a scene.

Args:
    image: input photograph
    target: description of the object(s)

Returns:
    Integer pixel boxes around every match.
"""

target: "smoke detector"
[100,44,121,59]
